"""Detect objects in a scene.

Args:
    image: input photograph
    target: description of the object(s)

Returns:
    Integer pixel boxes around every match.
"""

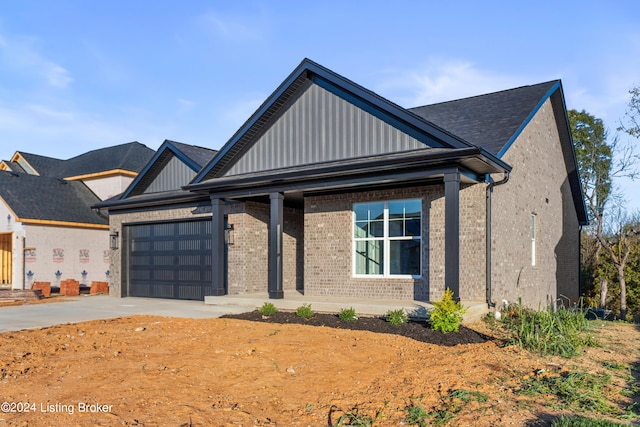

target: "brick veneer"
[60,279,80,296]
[490,99,580,308]
[90,281,109,295]
[31,281,51,298]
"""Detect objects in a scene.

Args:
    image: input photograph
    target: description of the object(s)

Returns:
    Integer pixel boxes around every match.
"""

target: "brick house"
[0,142,154,290]
[98,59,587,310]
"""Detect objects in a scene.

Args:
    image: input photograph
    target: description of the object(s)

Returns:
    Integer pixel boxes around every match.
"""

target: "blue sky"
[1,1,639,210]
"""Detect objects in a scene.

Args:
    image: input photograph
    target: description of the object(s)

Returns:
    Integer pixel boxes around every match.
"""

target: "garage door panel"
[125,219,217,300]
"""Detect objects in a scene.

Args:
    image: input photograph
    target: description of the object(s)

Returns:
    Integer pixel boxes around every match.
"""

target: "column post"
[269,192,284,299]
[444,170,460,300]
[211,197,226,296]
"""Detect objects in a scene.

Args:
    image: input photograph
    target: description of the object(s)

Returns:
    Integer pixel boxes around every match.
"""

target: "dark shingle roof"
[170,141,218,169]
[0,171,107,225]
[409,81,559,155]
[61,142,155,177]
[14,142,154,178]
[121,140,218,199]
[17,153,65,176]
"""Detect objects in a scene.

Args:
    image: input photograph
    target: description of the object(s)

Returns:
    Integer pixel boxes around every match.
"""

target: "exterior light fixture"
[224,223,234,246]
[109,231,119,250]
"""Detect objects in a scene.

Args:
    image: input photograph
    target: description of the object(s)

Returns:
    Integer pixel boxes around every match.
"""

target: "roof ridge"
[410,80,561,109]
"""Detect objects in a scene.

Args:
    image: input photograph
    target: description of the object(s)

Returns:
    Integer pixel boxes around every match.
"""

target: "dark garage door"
[123,219,217,300]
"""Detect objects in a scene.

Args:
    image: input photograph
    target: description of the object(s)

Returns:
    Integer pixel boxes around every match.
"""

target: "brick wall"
[491,98,580,309]
[303,184,486,302]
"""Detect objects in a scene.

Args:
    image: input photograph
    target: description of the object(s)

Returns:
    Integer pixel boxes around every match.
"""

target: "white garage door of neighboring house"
[122,219,222,300]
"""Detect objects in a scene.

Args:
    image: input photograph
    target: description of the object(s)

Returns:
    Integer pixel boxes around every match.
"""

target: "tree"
[570,109,638,319]
[619,86,640,139]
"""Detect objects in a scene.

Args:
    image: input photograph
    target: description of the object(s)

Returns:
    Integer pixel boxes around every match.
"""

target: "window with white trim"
[353,199,421,277]
[531,213,536,267]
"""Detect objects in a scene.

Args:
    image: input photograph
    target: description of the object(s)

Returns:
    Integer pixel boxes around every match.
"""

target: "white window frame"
[531,213,536,267]
[352,199,422,279]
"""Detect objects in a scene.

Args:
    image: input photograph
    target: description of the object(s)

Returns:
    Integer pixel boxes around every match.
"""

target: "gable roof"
[192,58,474,183]
[409,81,560,156]
[0,171,107,228]
[121,140,217,198]
[5,142,154,179]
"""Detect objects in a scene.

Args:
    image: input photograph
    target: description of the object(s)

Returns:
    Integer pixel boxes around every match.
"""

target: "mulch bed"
[221,311,494,346]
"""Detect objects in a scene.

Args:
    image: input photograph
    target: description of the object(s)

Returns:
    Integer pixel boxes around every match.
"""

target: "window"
[530,213,536,267]
[353,199,421,277]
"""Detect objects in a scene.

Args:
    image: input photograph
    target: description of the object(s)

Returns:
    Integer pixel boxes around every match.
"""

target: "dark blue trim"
[122,140,203,199]
[497,81,561,158]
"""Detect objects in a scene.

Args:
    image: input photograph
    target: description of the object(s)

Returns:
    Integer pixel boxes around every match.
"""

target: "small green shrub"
[296,303,314,319]
[429,288,467,333]
[386,309,408,326]
[338,307,358,322]
[258,302,278,316]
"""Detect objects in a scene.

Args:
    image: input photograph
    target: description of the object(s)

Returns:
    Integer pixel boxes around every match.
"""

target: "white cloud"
[376,58,532,107]
[0,32,72,89]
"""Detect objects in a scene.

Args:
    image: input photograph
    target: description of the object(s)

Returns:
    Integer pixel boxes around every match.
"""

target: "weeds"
[551,415,630,427]
[296,303,314,319]
[429,288,467,333]
[404,390,489,426]
[519,370,618,415]
[338,307,358,322]
[258,302,278,316]
[385,309,408,326]
[501,303,598,357]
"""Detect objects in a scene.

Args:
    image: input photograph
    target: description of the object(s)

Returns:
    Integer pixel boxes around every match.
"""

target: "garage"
[122,218,220,300]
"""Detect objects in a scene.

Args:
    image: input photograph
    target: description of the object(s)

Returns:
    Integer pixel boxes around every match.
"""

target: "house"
[0,142,154,290]
[97,59,587,310]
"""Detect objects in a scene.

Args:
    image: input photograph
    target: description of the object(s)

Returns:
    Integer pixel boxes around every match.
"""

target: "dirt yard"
[0,302,638,426]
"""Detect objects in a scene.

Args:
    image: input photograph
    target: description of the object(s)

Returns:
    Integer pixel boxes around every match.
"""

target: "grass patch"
[501,303,598,357]
[519,370,618,416]
[405,390,489,426]
[551,415,630,427]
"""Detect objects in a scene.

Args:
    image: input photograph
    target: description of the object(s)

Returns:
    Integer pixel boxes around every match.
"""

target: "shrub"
[429,288,467,333]
[386,309,408,326]
[258,302,278,316]
[338,307,358,322]
[296,303,314,319]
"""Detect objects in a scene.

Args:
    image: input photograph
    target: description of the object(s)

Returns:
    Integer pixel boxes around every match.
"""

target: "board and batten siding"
[144,155,196,194]
[222,83,430,177]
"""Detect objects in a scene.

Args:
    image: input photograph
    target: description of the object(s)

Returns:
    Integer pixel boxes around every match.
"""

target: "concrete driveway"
[0,295,253,332]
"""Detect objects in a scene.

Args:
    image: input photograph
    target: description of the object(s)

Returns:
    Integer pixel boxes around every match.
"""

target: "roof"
[191,58,474,183]
[0,171,107,227]
[121,140,218,199]
[409,81,560,156]
[6,142,154,179]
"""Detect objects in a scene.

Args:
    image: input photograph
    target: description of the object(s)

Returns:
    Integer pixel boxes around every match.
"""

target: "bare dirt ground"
[0,301,638,426]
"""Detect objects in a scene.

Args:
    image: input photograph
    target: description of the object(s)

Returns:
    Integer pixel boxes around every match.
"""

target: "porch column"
[269,192,284,299]
[444,171,460,300]
[210,197,226,296]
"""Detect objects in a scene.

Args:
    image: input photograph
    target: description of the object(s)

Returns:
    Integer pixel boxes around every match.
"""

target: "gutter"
[486,171,510,308]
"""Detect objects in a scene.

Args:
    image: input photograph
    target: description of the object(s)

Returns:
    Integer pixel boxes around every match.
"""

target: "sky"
[1,1,639,211]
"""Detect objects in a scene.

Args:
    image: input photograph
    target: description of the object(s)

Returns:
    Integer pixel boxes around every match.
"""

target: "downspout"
[486,172,510,308]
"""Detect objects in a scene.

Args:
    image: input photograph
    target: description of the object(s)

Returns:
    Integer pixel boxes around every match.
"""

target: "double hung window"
[353,199,421,277]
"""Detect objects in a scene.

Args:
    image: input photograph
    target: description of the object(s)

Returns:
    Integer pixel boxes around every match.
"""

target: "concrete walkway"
[0,295,253,332]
